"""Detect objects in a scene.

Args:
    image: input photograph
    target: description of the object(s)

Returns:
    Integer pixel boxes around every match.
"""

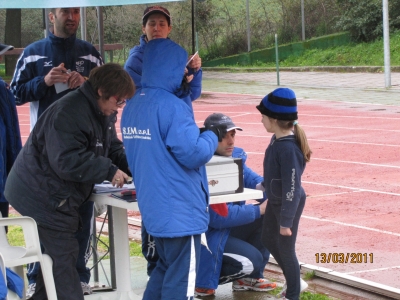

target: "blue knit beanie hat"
[256,88,298,120]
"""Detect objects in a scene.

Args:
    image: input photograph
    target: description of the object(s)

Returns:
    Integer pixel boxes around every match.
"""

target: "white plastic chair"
[0,216,57,300]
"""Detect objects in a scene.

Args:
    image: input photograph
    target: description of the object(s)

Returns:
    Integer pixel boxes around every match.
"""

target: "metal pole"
[43,9,50,38]
[97,6,105,61]
[196,31,199,52]
[92,214,99,285]
[275,34,280,86]
[108,207,117,289]
[80,7,87,41]
[301,0,305,41]
[382,0,391,88]
[191,0,196,54]
[246,0,251,52]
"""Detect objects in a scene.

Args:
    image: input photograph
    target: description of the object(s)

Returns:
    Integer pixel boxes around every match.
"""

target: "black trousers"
[261,198,305,300]
[32,226,84,300]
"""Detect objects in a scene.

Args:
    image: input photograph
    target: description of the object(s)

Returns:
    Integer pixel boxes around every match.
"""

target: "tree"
[336,0,400,42]
[5,9,21,76]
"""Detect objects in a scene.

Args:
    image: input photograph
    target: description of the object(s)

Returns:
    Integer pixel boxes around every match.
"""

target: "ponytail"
[276,119,312,162]
[293,122,312,162]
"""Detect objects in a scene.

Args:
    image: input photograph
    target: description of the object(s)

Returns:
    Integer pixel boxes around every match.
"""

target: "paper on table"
[93,182,135,194]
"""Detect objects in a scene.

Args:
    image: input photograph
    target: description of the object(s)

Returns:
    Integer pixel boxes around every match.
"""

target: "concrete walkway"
[202,71,400,106]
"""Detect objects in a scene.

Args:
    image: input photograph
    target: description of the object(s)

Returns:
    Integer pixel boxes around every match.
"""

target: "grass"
[6,214,143,259]
[265,279,334,300]
[217,31,400,68]
[303,270,316,281]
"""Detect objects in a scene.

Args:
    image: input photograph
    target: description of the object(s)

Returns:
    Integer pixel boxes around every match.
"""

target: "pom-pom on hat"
[256,88,298,121]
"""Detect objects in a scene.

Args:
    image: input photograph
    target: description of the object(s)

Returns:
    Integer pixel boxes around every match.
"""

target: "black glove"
[209,124,227,142]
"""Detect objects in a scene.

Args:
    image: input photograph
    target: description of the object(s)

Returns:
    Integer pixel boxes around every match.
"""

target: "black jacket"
[5,81,129,232]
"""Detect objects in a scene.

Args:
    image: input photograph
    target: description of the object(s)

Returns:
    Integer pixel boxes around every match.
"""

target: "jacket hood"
[141,38,187,94]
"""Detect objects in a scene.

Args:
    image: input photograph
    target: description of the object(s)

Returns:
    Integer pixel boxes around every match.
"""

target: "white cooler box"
[205,155,244,196]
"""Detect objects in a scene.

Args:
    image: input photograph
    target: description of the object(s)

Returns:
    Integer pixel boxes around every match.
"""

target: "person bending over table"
[4,63,134,300]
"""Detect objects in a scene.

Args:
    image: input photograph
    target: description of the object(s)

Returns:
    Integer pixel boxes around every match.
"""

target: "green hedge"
[203,32,351,67]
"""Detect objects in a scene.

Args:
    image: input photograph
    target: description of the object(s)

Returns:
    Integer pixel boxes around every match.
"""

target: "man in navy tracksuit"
[195,113,277,297]
[10,7,102,297]
[121,38,226,300]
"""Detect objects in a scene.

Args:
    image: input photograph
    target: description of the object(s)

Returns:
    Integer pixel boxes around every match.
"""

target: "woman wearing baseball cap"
[124,5,202,112]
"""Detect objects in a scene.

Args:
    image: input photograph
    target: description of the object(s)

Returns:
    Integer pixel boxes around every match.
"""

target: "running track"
[15,91,400,290]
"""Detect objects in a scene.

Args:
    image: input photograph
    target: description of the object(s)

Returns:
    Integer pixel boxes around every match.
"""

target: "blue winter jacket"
[124,35,202,113]
[10,31,102,128]
[196,147,266,289]
[121,38,218,238]
[0,78,22,204]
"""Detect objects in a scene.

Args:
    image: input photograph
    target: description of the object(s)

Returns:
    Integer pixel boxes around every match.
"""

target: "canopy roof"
[0,0,180,9]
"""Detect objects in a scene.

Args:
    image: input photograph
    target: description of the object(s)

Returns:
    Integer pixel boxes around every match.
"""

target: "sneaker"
[195,287,215,297]
[232,278,277,292]
[26,283,36,299]
[278,278,308,297]
[81,282,92,295]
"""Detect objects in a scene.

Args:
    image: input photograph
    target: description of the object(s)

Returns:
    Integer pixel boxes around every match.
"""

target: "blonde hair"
[276,120,312,162]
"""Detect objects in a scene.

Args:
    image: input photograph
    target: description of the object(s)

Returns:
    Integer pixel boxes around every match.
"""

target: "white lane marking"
[246,152,400,168]
[301,215,400,237]
[345,266,400,275]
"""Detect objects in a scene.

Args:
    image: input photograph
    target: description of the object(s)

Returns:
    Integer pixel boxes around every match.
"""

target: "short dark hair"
[88,63,135,100]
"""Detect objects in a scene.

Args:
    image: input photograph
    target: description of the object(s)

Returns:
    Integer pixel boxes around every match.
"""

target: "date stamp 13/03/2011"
[315,253,373,264]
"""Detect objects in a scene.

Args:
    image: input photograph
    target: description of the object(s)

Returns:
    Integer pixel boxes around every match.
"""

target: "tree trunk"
[5,9,21,77]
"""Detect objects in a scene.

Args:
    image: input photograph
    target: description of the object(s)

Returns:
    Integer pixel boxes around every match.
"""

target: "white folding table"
[87,188,263,299]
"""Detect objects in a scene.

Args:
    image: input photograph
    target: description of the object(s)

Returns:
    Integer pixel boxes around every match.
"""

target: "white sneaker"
[26,283,36,299]
[278,278,308,297]
[81,282,92,295]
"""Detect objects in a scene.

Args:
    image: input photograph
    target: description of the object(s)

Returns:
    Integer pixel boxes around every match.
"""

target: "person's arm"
[187,68,202,101]
[107,123,131,175]
[187,53,202,101]
[45,108,122,184]
[279,148,303,230]
[209,202,261,229]
[10,50,54,105]
[163,105,219,170]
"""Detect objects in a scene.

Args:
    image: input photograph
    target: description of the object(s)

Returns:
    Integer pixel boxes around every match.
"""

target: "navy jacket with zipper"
[263,134,306,228]
[10,30,102,128]
[4,81,129,232]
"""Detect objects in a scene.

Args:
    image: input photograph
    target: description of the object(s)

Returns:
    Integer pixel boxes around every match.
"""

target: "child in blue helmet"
[256,88,312,300]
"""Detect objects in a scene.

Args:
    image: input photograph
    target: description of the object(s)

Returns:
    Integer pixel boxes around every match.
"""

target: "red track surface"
[15,91,400,290]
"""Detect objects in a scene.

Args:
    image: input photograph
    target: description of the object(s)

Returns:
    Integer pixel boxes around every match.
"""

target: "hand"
[258,200,268,215]
[111,169,130,188]
[44,63,71,86]
[184,68,194,83]
[68,71,85,89]
[187,53,201,72]
[280,227,292,236]
[209,124,227,142]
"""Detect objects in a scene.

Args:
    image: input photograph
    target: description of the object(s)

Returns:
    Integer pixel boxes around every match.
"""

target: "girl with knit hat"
[256,88,311,300]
